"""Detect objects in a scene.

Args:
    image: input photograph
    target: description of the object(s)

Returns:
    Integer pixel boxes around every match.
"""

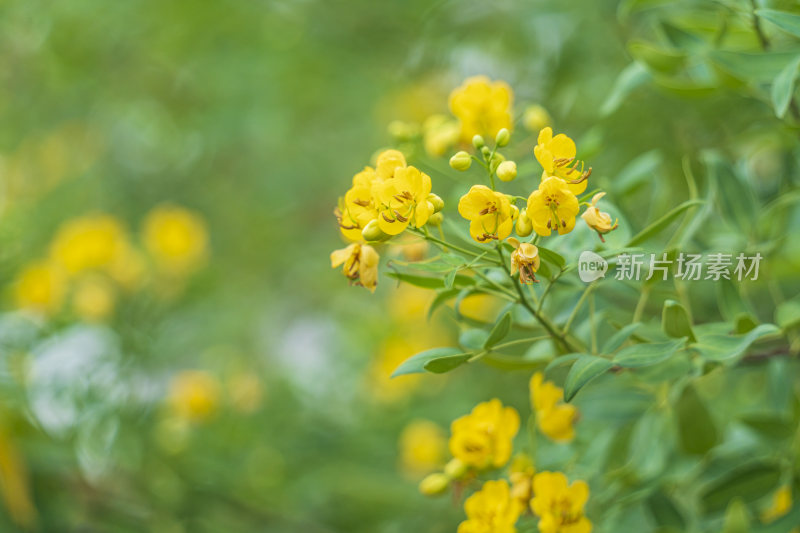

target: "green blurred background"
[1,0,800,531]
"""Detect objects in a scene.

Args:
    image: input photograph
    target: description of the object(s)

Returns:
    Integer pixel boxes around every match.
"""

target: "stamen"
[393,210,408,223]
[382,212,394,223]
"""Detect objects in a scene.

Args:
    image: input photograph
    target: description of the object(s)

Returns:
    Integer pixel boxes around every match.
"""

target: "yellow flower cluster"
[531,471,592,533]
[458,479,522,533]
[450,399,520,469]
[331,149,443,292]
[530,372,577,443]
[13,206,208,320]
[449,76,513,143]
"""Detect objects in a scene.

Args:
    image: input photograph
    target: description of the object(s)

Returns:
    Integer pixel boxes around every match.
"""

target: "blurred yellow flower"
[374,149,407,181]
[458,293,503,323]
[581,192,618,241]
[50,214,129,276]
[388,283,433,323]
[508,238,540,284]
[367,335,423,402]
[523,104,552,133]
[509,453,536,505]
[449,76,513,143]
[330,242,379,292]
[168,370,221,423]
[458,185,514,242]
[227,373,264,414]
[422,114,460,157]
[108,245,148,290]
[458,479,521,533]
[14,261,66,315]
[373,165,433,235]
[399,419,446,476]
[530,372,577,443]
[72,275,115,322]
[0,429,37,529]
[762,485,793,523]
[527,177,579,237]
[450,398,520,470]
[143,205,209,275]
[531,471,591,533]
[533,127,587,195]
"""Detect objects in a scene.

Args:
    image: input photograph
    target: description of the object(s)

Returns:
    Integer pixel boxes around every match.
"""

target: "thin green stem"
[590,291,597,354]
[490,335,550,351]
[563,283,595,335]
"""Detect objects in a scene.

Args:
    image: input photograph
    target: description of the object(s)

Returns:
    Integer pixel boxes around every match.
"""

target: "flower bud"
[472,134,485,149]
[510,204,519,221]
[427,193,445,213]
[489,152,505,173]
[449,151,472,171]
[497,160,517,182]
[419,473,450,496]
[495,128,511,147]
[444,458,467,479]
[427,212,444,227]
[523,104,551,132]
[361,219,388,242]
[516,209,533,237]
[481,146,492,159]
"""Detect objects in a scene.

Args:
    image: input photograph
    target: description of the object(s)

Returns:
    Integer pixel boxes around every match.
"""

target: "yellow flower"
[508,238,540,284]
[338,180,379,242]
[14,261,66,315]
[423,114,460,157]
[523,105,552,133]
[458,479,522,533]
[581,192,618,241]
[458,185,514,242]
[527,177,580,237]
[330,242,379,292]
[530,372,577,443]
[373,165,433,235]
[375,149,407,181]
[450,399,520,469]
[534,127,588,195]
[50,214,129,276]
[531,471,591,533]
[168,370,221,423]
[449,76,513,143]
[762,485,793,523]
[399,420,446,476]
[72,275,115,322]
[509,453,536,505]
[143,205,208,275]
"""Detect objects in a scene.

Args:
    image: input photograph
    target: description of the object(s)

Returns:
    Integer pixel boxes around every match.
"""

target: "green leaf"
[459,329,489,351]
[675,383,718,455]
[692,324,780,363]
[544,352,583,372]
[661,21,705,51]
[628,40,686,74]
[757,9,800,38]
[563,355,614,401]
[391,347,466,377]
[701,463,781,512]
[427,288,460,320]
[625,199,704,247]
[602,322,642,354]
[771,55,800,118]
[721,499,751,533]
[424,353,472,374]
[601,62,650,116]
[613,150,662,194]
[710,49,800,83]
[739,413,795,440]
[647,491,686,530]
[444,268,457,289]
[776,296,800,329]
[386,271,475,289]
[484,312,512,349]
[662,299,696,342]
[613,338,685,368]
[537,246,565,269]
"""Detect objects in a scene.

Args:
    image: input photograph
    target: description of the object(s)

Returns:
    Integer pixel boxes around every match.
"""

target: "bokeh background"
[1,0,800,531]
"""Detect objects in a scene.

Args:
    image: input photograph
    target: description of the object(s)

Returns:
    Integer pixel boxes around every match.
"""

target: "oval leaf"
[613,338,685,368]
[676,383,718,455]
[391,347,465,377]
[424,353,471,374]
[757,9,800,38]
[662,299,696,342]
[484,312,512,349]
[771,55,800,118]
[692,324,780,363]
[564,355,614,401]
[602,322,642,354]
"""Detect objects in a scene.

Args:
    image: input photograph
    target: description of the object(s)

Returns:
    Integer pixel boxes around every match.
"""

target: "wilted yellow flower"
[373,165,433,235]
[530,372,577,443]
[168,370,221,423]
[527,177,580,237]
[458,185,514,242]
[143,205,208,275]
[330,242,379,292]
[14,261,66,315]
[450,399,520,469]
[458,479,521,533]
[50,214,128,276]
[531,471,591,533]
[534,127,587,195]
[523,105,552,133]
[762,485,793,523]
[449,76,513,143]
[399,419,446,476]
[423,114,460,157]
[581,192,618,241]
[72,275,115,322]
[508,238,540,284]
